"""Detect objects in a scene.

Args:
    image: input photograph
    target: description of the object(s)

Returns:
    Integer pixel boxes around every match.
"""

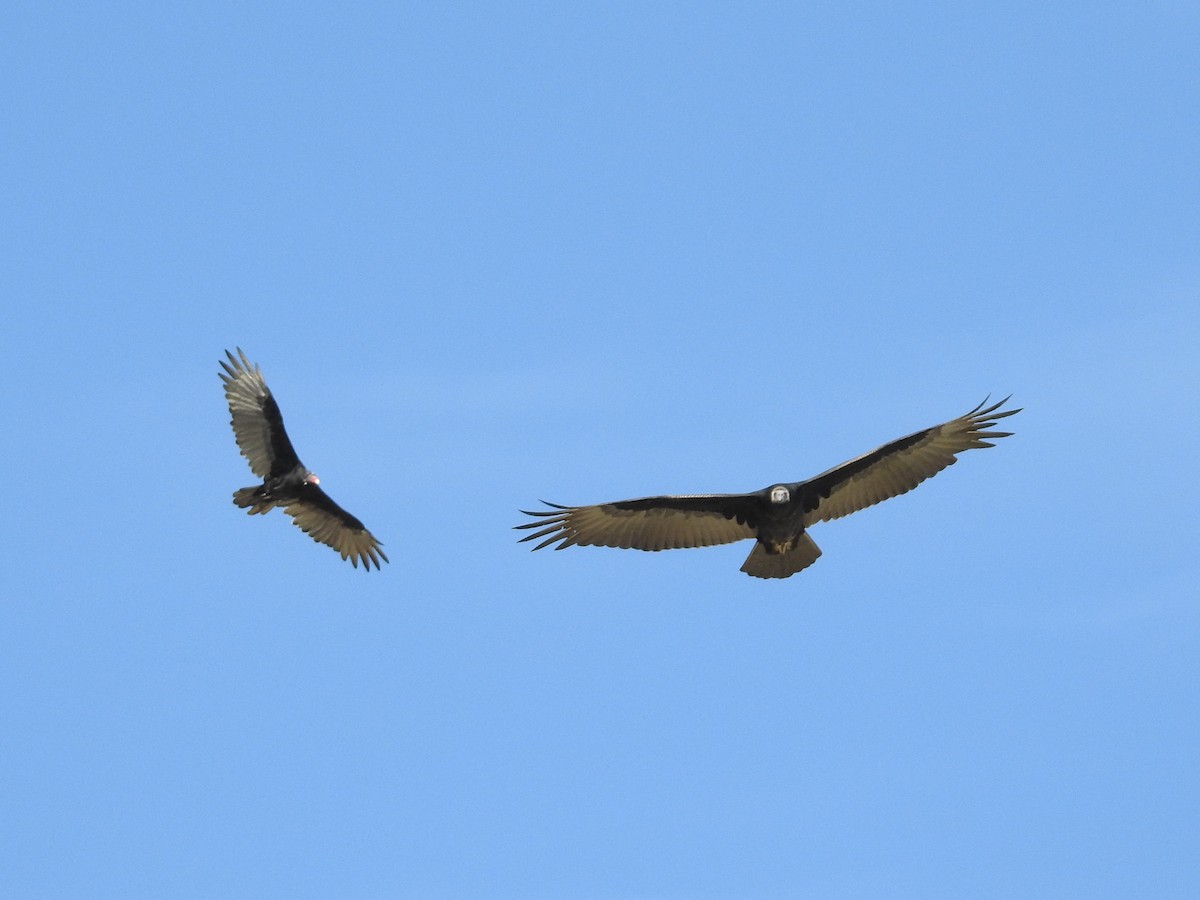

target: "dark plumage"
[219,348,388,570]
[516,397,1018,579]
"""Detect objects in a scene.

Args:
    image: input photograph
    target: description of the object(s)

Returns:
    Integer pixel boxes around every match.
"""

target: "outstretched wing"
[800,396,1020,525]
[516,495,760,552]
[284,484,388,570]
[219,348,303,480]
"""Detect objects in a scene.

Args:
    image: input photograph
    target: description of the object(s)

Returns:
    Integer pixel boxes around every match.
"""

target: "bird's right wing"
[516,495,759,552]
[219,348,303,480]
[284,485,389,570]
[801,396,1019,525]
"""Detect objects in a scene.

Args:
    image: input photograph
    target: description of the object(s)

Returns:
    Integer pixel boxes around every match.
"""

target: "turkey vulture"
[219,348,388,570]
[516,397,1018,579]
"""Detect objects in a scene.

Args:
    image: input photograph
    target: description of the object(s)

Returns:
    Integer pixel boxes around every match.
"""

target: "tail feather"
[233,486,277,515]
[740,534,822,579]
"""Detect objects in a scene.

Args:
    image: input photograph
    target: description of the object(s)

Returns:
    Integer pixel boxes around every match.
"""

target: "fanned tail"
[233,486,277,515]
[740,534,822,579]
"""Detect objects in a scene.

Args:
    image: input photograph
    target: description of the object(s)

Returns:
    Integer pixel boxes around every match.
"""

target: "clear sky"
[2,2,1197,897]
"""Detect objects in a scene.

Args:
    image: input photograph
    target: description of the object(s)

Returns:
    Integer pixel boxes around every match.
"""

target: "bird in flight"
[517,397,1018,579]
[219,348,388,570]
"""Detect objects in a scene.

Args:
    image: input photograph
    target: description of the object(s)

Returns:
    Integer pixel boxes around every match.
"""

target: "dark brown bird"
[516,397,1018,579]
[220,348,388,570]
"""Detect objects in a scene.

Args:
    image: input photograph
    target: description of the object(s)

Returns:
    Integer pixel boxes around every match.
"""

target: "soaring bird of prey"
[219,348,388,570]
[516,397,1018,579]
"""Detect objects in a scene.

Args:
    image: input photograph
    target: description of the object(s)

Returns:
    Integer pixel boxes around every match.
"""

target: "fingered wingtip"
[515,501,576,550]
[515,500,575,526]
[220,347,259,377]
[968,395,1021,423]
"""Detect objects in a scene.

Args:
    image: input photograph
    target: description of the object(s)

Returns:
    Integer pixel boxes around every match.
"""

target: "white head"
[769,485,791,504]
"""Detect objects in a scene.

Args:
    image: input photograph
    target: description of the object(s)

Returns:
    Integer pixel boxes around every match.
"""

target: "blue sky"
[2,2,1197,897]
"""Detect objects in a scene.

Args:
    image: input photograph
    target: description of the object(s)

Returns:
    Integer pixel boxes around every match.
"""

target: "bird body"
[517,397,1018,579]
[220,348,388,570]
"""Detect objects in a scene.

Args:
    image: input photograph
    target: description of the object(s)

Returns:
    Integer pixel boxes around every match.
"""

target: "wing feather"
[283,485,388,571]
[802,396,1020,524]
[516,495,758,552]
[219,348,303,479]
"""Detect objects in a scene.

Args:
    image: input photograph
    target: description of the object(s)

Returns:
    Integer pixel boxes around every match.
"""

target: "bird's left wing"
[283,486,388,570]
[219,348,303,480]
[516,495,759,552]
[800,396,1019,525]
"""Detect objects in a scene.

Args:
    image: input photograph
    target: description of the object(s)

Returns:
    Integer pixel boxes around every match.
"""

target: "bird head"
[769,485,791,504]
[305,472,321,486]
